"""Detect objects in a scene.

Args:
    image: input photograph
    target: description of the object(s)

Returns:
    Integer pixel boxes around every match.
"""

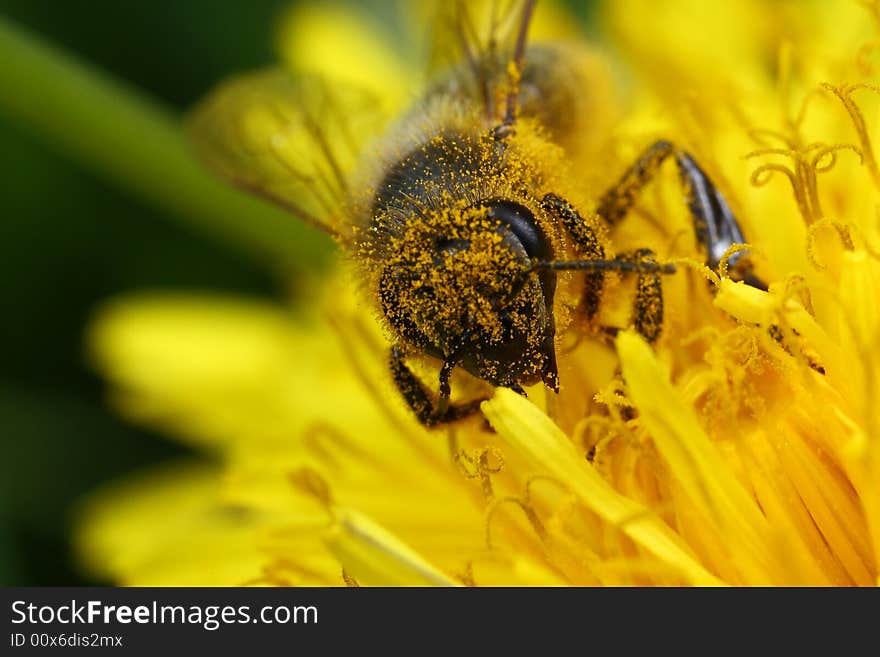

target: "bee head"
[378,200,558,389]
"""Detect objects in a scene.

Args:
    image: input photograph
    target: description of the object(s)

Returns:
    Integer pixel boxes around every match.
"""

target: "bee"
[190,0,764,426]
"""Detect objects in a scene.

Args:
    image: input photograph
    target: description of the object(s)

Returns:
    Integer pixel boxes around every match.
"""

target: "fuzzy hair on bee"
[189,0,764,427]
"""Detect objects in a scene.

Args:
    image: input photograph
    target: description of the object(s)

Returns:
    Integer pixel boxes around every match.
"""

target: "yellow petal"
[74,463,267,586]
[837,250,880,569]
[714,278,851,399]
[324,508,460,587]
[86,292,402,451]
[713,279,778,326]
[482,388,722,586]
[616,331,786,583]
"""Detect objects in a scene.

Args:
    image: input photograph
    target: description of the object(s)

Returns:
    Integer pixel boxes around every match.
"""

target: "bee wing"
[189,69,387,244]
[426,0,522,73]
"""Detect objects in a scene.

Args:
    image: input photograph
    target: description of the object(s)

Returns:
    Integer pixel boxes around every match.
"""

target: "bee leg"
[540,193,665,340]
[595,141,674,226]
[596,140,766,289]
[540,193,605,320]
[630,250,664,343]
[611,248,665,343]
[390,348,486,426]
[436,356,456,416]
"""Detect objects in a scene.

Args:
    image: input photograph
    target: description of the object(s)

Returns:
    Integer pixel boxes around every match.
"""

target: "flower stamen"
[806,218,856,271]
[289,467,334,509]
[821,83,880,189]
[668,256,721,286]
[453,445,505,501]
[485,496,548,550]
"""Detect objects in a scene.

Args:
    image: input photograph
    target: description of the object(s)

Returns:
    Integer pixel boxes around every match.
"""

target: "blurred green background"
[0,0,595,585]
[0,0,298,585]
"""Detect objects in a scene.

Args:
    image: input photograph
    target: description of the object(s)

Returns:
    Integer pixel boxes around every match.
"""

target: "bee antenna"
[494,0,537,139]
[529,259,677,275]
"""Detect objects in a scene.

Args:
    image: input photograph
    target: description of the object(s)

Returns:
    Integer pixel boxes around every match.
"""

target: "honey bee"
[190,0,763,426]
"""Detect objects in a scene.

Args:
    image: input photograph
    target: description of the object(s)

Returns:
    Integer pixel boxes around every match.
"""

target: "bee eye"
[481,200,550,260]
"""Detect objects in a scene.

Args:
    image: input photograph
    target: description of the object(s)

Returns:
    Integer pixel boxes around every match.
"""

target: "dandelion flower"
[77,0,880,586]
